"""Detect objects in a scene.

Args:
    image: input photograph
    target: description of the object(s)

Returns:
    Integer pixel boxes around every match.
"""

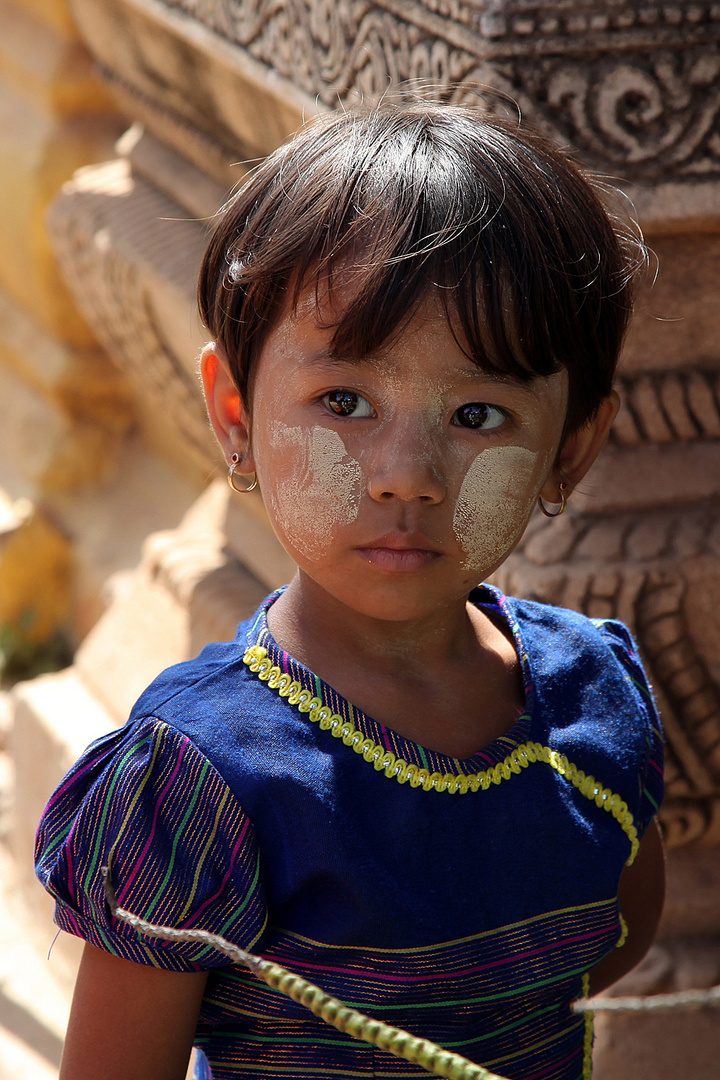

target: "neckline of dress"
[244,583,536,771]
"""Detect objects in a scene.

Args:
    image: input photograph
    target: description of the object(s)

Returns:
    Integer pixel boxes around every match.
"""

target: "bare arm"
[60,942,208,1080]
[588,818,665,995]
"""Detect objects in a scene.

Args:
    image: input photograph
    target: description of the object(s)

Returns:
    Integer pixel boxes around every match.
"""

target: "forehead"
[259,281,568,410]
[266,283,468,371]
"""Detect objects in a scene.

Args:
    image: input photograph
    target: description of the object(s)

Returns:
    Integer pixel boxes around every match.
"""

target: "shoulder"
[497,586,623,652]
[482,585,664,837]
[119,593,312,810]
[482,585,649,694]
[126,600,280,750]
[128,587,284,718]
[479,583,662,757]
[129,634,249,720]
[35,713,268,968]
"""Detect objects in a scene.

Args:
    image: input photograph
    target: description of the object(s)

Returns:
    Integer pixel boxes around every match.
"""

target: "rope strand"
[573,985,720,1014]
[103,865,720,1080]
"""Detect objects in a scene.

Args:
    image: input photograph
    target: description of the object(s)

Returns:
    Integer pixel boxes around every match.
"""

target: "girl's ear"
[200,343,255,471]
[539,391,620,503]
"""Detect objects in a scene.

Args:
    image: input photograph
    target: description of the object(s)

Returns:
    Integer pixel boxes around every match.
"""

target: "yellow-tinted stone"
[0,80,122,343]
[0,0,122,344]
[0,497,72,644]
[0,0,116,117]
[0,314,133,494]
[0,365,66,494]
[10,0,78,39]
[0,288,135,437]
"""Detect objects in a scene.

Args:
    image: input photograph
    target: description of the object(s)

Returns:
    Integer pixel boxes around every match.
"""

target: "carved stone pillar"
[497,238,720,852]
[0,0,130,658]
[20,0,720,1075]
[493,234,720,1077]
[58,0,720,829]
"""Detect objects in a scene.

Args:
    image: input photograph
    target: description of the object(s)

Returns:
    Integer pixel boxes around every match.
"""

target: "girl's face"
[220,288,569,622]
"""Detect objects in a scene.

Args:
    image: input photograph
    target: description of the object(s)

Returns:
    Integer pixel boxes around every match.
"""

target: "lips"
[354,532,443,572]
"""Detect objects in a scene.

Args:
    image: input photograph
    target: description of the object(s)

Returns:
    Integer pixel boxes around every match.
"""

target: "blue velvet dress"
[35,585,663,1080]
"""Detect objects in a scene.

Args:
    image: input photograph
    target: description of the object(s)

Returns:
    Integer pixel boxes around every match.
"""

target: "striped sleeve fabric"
[35,717,267,970]
[597,618,665,837]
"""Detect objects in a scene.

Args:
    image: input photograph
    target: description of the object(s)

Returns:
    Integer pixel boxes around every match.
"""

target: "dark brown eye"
[453,403,506,430]
[323,391,374,417]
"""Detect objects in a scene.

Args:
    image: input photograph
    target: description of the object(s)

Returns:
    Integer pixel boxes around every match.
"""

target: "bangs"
[199,103,644,432]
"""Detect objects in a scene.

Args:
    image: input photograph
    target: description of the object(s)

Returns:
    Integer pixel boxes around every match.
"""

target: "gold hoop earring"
[227,453,258,494]
[537,483,567,518]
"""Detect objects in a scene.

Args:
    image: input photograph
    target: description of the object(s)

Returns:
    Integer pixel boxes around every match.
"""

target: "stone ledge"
[117,122,230,220]
[574,443,720,515]
[70,0,314,163]
[10,666,112,883]
[46,155,216,475]
[625,180,720,236]
[70,480,282,722]
[659,846,720,939]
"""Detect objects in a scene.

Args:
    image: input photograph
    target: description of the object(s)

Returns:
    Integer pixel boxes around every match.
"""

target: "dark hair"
[198,101,645,433]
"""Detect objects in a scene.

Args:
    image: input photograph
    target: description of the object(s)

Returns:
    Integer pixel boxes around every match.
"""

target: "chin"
[313,570,473,623]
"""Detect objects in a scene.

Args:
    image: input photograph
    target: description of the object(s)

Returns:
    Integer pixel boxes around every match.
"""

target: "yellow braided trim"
[244,646,639,864]
[581,973,594,1079]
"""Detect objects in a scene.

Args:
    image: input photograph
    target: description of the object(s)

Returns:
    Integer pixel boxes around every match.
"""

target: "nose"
[365,420,446,504]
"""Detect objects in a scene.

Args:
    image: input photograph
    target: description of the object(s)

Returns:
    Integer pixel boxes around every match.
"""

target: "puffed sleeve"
[596,618,665,838]
[35,717,267,971]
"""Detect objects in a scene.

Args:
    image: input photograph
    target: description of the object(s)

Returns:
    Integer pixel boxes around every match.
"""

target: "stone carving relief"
[47,155,217,475]
[611,368,720,446]
[49,143,720,845]
[157,0,720,179]
[54,0,720,852]
[494,364,720,849]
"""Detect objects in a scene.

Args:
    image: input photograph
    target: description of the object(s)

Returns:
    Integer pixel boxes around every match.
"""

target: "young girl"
[36,101,665,1080]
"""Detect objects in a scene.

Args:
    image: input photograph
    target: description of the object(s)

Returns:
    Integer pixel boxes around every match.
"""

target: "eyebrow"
[302,348,542,392]
[302,348,347,368]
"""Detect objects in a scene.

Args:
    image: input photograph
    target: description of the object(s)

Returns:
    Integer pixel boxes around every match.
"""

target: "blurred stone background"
[0,1,719,1077]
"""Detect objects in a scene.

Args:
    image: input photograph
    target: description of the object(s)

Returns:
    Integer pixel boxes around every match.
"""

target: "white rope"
[573,984,720,1014]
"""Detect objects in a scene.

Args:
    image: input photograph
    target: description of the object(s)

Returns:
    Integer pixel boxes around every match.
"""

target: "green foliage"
[0,612,73,686]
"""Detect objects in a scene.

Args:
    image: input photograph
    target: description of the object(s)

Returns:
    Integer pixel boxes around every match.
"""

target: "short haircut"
[198,100,646,433]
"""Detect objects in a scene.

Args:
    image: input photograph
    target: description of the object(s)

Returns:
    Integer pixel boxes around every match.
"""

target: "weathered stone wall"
[50,0,720,855]
[5,1,720,1076]
[66,0,720,213]
[0,0,122,652]
[0,0,208,658]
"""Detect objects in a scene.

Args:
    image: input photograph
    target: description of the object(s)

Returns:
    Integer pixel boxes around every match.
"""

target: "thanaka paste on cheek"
[453,446,542,572]
[264,423,362,560]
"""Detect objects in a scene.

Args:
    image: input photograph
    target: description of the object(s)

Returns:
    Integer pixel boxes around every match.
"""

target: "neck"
[267,573,489,679]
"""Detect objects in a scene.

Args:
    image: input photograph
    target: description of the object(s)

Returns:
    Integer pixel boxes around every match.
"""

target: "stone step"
[0,691,75,1079]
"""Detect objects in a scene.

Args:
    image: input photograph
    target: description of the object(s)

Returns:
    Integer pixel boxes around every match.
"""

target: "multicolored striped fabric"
[35,585,664,1080]
[36,720,266,969]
